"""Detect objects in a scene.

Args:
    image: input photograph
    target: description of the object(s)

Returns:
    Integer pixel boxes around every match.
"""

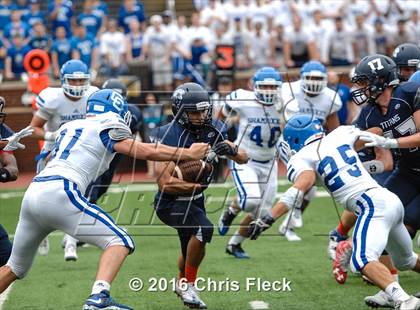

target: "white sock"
[393,273,399,282]
[229,206,240,215]
[92,280,111,295]
[385,282,410,303]
[229,231,246,245]
[64,234,78,248]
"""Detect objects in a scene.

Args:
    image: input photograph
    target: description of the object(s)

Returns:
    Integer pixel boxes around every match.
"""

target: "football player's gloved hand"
[248,214,275,240]
[213,141,238,157]
[278,141,296,163]
[359,132,398,149]
[3,126,34,151]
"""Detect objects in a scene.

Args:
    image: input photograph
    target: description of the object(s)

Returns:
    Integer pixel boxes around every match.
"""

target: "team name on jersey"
[380,114,400,129]
[61,114,86,122]
[299,107,327,118]
[247,117,280,125]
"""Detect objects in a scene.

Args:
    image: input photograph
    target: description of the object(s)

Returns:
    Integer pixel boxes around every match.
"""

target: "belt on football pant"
[250,158,271,164]
[159,192,203,201]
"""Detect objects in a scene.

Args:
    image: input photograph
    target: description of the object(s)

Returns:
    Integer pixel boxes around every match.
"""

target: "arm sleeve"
[99,116,133,152]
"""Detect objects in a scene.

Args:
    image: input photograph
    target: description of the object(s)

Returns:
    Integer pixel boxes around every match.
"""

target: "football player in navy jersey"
[151,83,248,309]
[331,54,420,308]
[392,43,420,82]
[0,97,33,266]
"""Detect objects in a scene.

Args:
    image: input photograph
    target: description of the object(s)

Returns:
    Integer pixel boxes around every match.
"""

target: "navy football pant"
[155,197,214,259]
[0,224,12,267]
[385,164,420,236]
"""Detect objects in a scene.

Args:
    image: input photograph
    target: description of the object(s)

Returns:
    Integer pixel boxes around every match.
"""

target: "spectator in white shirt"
[142,15,173,91]
[283,14,318,68]
[372,18,393,55]
[225,17,251,70]
[99,19,127,77]
[223,0,245,29]
[310,9,329,51]
[392,18,417,47]
[200,0,226,31]
[245,0,272,32]
[249,18,270,68]
[189,11,212,46]
[321,17,354,66]
[352,14,375,63]
[406,10,420,44]
[269,22,285,68]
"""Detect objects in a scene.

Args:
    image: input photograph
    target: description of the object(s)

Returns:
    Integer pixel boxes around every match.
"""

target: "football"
[174,160,213,183]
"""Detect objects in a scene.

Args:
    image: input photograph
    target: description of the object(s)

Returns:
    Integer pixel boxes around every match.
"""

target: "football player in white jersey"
[249,115,420,310]
[278,61,342,241]
[218,67,283,259]
[29,59,99,260]
[0,89,210,309]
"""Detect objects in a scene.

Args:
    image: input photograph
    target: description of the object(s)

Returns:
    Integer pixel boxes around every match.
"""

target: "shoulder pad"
[99,113,132,141]
[36,87,61,110]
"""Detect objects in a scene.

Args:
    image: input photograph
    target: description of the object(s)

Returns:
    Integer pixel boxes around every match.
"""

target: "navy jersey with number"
[355,81,420,167]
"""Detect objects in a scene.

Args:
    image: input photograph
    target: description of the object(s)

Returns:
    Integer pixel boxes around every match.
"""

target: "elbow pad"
[362,160,384,174]
[280,187,304,211]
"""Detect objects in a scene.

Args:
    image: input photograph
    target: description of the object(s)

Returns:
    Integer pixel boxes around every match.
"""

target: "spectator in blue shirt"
[51,26,72,78]
[4,11,30,45]
[4,34,31,80]
[77,0,102,38]
[119,0,146,33]
[92,0,108,28]
[48,0,73,38]
[71,25,98,71]
[16,0,30,16]
[0,39,6,74]
[0,0,16,28]
[28,22,50,51]
[126,19,144,62]
[23,0,45,27]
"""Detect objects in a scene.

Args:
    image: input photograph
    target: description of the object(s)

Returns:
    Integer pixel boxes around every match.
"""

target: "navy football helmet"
[102,79,127,99]
[87,89,131,126]
[171,82,212,131]
[283,114,324,153]
[350,54,399,105]
[392,43,420,81]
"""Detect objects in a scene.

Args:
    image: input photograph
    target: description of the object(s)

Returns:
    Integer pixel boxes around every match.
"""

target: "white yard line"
[0,284,13,310]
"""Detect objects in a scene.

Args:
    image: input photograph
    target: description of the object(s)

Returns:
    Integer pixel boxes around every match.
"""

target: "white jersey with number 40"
[38,112,132,193]
[223,89,282,162]
[287,126,379,210]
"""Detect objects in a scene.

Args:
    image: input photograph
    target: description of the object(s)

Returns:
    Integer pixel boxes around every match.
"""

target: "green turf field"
[0,182,418,310]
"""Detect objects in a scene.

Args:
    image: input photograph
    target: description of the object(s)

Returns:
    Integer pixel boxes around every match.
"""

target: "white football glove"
[359,132,399,149]
[3,126,34,151]
[278,141,296,163]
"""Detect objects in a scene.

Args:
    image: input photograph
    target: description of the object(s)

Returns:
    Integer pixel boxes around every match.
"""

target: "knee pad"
[242,198,262,213]
[392,252,418,271]
[107,235,136,254]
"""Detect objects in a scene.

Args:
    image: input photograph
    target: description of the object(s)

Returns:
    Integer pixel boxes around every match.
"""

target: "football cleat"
[332,239,352,284]
[278,225,301,242]
[83,290,133,310]
[291,208,303,228]
[226,244,250,259]
[218,208,237,236]
[38,237,49,256]
[175,282,207,309]
[328,229,349,260]
[395,296,420,310]
[64,244,78,261]
[364,290,394,309]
